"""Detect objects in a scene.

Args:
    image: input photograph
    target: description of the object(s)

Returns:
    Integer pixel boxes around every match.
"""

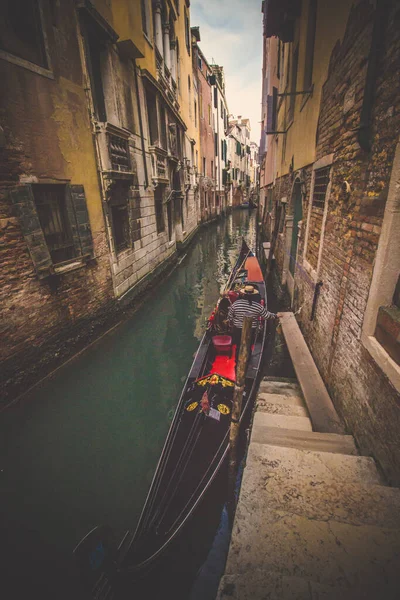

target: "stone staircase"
[217,378,400,600]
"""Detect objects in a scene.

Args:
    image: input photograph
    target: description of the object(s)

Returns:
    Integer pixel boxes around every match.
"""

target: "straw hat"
[240,285,258,295]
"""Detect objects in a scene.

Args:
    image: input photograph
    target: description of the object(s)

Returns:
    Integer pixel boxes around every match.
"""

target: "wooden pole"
[266,203,282,279]
[227,316,253,524]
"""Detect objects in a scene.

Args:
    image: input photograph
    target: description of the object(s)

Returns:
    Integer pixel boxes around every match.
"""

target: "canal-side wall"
[262,2,400,484]
[0,3,115,403]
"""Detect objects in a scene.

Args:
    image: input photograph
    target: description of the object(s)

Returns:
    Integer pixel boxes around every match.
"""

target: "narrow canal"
[0,210,258,599]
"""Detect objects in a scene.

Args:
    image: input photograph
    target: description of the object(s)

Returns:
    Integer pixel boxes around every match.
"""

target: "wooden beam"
[279,312,345,434]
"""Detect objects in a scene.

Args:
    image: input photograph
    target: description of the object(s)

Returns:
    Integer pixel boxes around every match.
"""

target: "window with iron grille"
[32,185,75,264]
[312,166,330,209]
[108,134,131,172]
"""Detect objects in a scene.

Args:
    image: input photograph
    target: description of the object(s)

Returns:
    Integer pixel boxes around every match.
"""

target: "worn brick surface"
[269,1,400,483]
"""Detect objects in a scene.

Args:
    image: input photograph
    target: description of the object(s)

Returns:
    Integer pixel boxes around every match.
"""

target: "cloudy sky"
[190,0,263,145]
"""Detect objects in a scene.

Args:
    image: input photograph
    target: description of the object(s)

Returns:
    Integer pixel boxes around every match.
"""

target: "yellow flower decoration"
[186,401,199,412]
[217,404,230,415]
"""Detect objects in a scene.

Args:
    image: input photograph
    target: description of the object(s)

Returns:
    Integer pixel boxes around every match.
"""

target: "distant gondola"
[74,239,270,596]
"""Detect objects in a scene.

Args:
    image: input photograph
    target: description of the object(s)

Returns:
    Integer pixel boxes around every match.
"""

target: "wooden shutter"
[67,185,94,258]
[10,185,53,278]
[266,94,273,132]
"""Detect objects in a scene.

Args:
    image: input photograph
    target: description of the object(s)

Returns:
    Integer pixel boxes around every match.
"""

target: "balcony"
[95,122,135,179]
[149,146,169,185]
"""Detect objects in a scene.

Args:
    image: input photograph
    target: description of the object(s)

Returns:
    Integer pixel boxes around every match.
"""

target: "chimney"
[237,115,242,125]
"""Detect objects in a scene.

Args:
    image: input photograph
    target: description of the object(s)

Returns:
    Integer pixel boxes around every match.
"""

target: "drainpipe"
[357,1,390,152]
[134,61,149,188]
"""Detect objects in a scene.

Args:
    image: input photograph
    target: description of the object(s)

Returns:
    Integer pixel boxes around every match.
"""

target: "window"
[154,186,165,233]
[0,0,48,68]
[304,158,332,272]
[84,19,107,122]
[303,0,317,91]
[362,142,400,391]
[198,55,202,70]
[145,86,159,145]
[203,157,206,175]
[289,45,299,122]
[215,132,218,157]
[123,82,135,133]
[277,39,281,79]
[176,40,181,91]
[194,100,197,127]
[141,0,148,36]
[312,167,330,209]
[32,185,75,264]
[208,104,211,125]
[160,105,167,150]
[213,87,218,109]
[188,76,191,119]
[108,134,131,172]
[10,184,94,278]
[220,100,223,114]
[184,8,190,55]
[130,192,141,243]
[110,201,129,252]
[374,276,400,366]
[211,160,214,179]
[167,197,173,241]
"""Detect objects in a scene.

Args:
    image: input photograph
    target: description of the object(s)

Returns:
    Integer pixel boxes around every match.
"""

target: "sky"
[190,0,263,146]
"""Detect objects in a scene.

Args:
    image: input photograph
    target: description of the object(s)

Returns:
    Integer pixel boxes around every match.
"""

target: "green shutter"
[10,185,53,278]
[65,186,83,257]
[68,185,94,259]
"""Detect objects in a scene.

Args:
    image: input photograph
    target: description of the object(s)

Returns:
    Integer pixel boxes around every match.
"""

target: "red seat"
[212,335,232,354]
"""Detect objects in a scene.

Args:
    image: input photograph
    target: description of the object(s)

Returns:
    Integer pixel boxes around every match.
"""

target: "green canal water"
[0,210,258,598]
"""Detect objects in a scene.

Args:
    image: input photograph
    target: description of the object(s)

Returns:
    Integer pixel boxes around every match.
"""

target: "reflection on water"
[0,210,258,597]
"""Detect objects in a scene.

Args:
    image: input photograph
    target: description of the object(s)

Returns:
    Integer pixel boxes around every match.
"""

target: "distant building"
[259,0,400,483]
[227,117,252,206]
[210,64,230,215]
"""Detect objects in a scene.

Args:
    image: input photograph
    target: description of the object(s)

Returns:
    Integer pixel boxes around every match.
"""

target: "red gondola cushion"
[212,335,232,354]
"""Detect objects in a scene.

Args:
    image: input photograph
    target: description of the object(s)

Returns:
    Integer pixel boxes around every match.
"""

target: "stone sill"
[361,333,400,394]
[53,260,86,275]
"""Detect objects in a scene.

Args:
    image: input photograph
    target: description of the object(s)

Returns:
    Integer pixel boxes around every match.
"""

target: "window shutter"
[266,94,273,132]
[65,186,83,256]
[68,185,94,258]
[10,185,53,278]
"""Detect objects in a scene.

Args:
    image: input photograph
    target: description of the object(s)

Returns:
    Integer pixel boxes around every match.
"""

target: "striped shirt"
[228,299,276,329]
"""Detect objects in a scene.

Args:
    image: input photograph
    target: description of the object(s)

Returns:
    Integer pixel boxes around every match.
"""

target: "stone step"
[259,381,302,397]
[253,411,312,432]
[247,442,383,486]
[263,376,298,384]
[218,570,399,600]
[240,464,400,528]
[256,398,308,418]
[257,392,305,407]
[223,508,400,593]
[252,425,358,455]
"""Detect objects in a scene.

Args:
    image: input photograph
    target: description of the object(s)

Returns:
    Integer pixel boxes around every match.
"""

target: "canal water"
[0,210,259,599]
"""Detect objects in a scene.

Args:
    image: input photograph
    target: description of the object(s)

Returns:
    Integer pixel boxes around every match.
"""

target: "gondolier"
[228,285,279,361]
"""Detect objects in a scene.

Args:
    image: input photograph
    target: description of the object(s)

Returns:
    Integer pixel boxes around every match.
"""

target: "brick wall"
[271,1,400,483]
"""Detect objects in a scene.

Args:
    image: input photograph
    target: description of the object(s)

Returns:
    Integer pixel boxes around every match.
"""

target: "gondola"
[73,239,270,596]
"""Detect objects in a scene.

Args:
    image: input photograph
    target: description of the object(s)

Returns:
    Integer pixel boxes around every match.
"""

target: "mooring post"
[227,316,253,525]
